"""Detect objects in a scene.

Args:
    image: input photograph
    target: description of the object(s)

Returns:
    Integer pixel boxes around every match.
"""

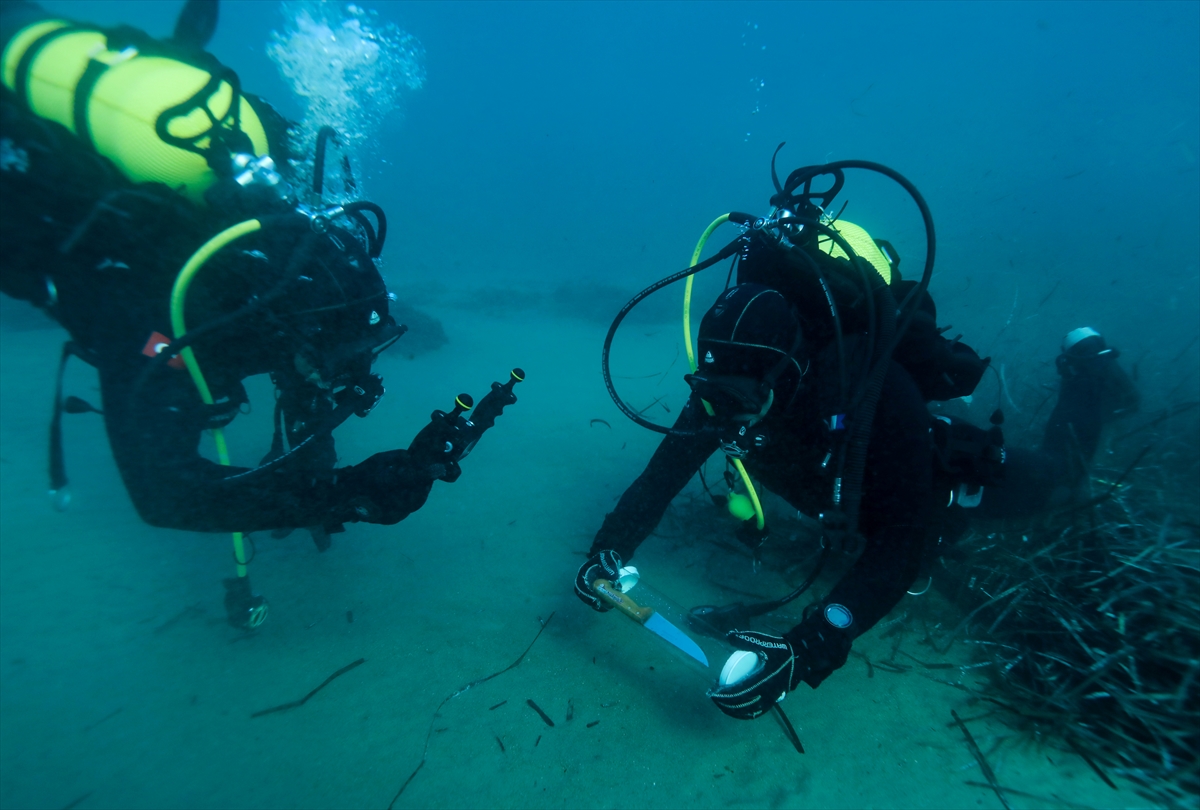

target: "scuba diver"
[574,151,1138,720]
[0,0,522,627]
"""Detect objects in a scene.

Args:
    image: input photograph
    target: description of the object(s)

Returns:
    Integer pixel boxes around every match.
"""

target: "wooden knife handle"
[593,579,654,624]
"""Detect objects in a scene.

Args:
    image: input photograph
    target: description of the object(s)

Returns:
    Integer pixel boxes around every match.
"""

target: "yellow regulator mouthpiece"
[727,493,757,522]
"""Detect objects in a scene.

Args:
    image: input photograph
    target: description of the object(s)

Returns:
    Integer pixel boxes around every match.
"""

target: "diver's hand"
[786,609,853,688]
[708,630,800,720]
[335,449,434,525]
[574,550,624,612]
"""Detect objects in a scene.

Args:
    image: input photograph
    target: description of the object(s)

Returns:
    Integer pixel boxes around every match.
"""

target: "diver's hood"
[188,213,397,387]
[278,223,393,372]
[689,284,806,419]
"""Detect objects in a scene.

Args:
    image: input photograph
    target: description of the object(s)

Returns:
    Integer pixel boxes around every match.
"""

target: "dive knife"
[593,579,709,667]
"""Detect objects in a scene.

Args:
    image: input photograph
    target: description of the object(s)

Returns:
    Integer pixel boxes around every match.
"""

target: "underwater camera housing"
[406,369,526,483]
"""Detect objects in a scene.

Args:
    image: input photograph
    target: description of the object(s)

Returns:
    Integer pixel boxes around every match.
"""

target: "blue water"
[2,1,1197,808]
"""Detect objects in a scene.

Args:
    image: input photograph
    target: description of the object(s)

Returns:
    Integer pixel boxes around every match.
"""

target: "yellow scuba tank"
[815,219,894,285]
[1,18,271,204]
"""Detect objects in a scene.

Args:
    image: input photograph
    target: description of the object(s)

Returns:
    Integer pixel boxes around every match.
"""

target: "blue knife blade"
[644,612,710,667]
[593,578,710,667]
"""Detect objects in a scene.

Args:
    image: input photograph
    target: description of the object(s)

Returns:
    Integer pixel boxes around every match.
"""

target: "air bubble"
[269,1,426,195]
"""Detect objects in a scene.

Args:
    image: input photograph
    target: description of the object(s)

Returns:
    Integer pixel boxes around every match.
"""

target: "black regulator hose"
[343,200,387,258]
[754,213,884,410]
[761,215,892,534]
[689,545,832,638]
[313,126,337,197]
[786,159,936,341]
[601,237,743,435]
[816,160,936,535]
[839,281,896,528]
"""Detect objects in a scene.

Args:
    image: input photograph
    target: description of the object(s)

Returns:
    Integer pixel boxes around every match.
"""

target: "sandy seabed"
[0,309,1149,809]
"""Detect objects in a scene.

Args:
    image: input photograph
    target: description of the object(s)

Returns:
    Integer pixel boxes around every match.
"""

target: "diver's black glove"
[709,614,854,720]
[932,417,1006,489]
[574,550,624,612]
[708,630,801,720]
[334,449,434,525]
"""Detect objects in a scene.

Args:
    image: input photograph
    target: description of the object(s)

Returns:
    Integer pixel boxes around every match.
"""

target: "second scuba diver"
[574,151,1138,719]
[0,0,522,627]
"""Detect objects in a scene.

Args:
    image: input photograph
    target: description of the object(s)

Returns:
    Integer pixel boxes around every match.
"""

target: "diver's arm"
[785,362,932,687]
[590,395,720,560]
[984,334,1141,516]
[99,359,431,533]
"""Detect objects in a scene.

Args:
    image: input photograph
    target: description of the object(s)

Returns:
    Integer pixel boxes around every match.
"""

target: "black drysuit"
[591,353,933,687]
[0,90,433,536]
[589,338,1131,687]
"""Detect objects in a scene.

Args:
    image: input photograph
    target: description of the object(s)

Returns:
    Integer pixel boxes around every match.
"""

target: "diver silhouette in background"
[575,155,1138,719]
[0,0,521,627]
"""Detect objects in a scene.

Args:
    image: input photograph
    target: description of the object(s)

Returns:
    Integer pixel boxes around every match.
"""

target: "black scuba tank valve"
[750,207,808,250]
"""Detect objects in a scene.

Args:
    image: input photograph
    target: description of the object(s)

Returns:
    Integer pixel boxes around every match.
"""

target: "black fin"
[172,0,219,50]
